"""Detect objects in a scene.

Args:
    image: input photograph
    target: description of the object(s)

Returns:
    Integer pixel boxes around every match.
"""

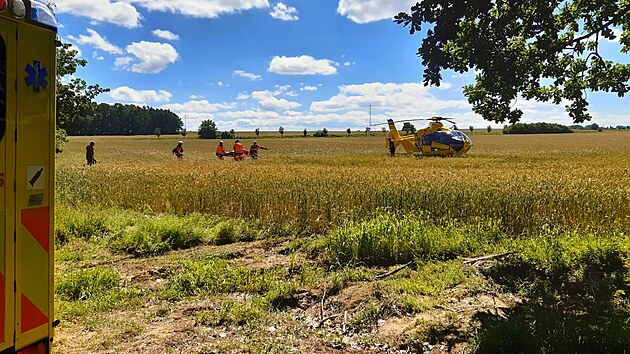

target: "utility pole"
[369,104,372,128]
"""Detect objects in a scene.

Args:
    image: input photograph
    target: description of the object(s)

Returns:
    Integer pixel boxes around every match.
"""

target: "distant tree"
[56,42,108,149]
[279,126,285,137]
[469,126,474,132]
[255,128,260,137]
[585,123,600,130]
[153,127,161,138]
[487,125,492,133]
[616,125,626,130]
[219,130,236,139]
[365,127,371,136]
[198,119,219,139]
[303,129,307,137]
[55,129,68,153]
[314,129,329,137]
[67,103,182,136]
[402,122,416,134]
[503,122,572,134]
[346,128,351,136]
[382,127,387,133]
[181,129,187,138]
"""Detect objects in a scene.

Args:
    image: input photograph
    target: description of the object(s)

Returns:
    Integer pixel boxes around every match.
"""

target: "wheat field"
[53,131,630,353]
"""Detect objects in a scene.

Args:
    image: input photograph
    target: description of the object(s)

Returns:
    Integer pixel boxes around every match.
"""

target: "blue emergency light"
[30,0,57,29]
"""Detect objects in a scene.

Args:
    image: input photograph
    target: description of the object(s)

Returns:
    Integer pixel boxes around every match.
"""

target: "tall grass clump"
[109,215,210,256]
[162,258,297,307]
[56,267,121,301]
[55,204,109,244]
[326,210,505,266]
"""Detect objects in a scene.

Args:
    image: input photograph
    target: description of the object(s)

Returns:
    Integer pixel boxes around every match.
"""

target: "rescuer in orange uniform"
[249,141,268,159]
[233,139,247,161]
[216,141,228,160]
[172,141,184,159]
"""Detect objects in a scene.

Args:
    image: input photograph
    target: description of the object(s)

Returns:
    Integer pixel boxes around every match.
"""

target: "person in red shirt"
[216,141,228,160]
[249,141,268,159]
[172,141,184,159]
[233,139,247,161]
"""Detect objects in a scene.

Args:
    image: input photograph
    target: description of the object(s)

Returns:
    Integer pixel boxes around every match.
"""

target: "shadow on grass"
[471,249,630,353]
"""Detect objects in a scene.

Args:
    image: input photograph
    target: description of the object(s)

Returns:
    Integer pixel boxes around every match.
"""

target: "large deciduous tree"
[395,1,630,124]
[198,119,219,139]
[57,43,108,131]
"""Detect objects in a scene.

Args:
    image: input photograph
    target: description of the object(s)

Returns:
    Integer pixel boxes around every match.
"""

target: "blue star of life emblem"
[25,61,48,93]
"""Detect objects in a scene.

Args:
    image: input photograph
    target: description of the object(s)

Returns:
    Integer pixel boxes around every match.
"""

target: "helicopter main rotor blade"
[370,118,431,126]
[371,117,459,126]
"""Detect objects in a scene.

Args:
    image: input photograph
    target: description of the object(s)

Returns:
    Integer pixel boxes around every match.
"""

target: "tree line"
[63,103,182,136]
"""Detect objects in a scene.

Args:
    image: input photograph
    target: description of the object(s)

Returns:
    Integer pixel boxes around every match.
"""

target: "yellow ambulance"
[0,1,56,353]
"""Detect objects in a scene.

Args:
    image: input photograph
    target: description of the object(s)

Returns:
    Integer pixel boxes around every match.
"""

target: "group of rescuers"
[86,139,268,165]
[171,139,268,161]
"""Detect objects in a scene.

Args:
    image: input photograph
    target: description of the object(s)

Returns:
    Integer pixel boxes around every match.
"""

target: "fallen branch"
[317,314,342,328]
[320,283,327,321]
[436,305,462,313]
[463,251,517,265]
[374,260,415,280]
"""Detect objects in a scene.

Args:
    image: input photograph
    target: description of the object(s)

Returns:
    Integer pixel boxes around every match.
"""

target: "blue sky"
[54,0,630,131]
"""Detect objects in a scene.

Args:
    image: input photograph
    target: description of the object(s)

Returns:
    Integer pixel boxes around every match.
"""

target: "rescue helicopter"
[374,116,473,157]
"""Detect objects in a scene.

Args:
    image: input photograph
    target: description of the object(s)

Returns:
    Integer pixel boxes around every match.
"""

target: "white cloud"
[300,86,317,91]
[162,100,237,113]
[55,0,142,28]
[185,81,630,130]
[118,41,179,74]
[110,86,173,103]
[268,55,337,75]
[217,81,230,87]
[92,52,105,61]
[245,86,301,111]
[125,0,269,19]
[251,90,275,101]
[114,56,134,69]
[337,0,415,24]
[270,2,298,21]
[259,96,301,111]
[189,95,203,99]
[237,93,251,100]
[75,29,122,55]
[310,82,468,114]
[152,29,180,41]
[233,70,262,81]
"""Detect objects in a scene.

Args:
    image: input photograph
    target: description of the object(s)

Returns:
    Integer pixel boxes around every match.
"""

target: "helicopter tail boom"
[386,119,403,140]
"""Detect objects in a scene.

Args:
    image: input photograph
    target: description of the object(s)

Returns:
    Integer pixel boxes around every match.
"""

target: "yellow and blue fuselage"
[386,120,473,156]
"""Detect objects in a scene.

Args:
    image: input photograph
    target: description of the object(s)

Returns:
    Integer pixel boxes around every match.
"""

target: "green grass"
[55,204,258,256]
[326,211,506,266]
[56,267,122,301]
[161,258,299,305]
[195,298,268,327]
